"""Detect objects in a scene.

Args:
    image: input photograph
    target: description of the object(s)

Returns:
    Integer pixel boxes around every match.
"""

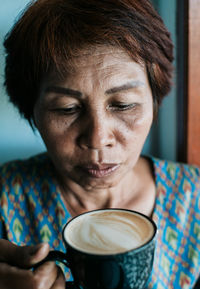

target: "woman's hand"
[0,239,66,289]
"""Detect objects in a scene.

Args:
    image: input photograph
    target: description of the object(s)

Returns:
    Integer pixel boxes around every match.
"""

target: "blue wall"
[0,0,176,165]
[144,0,177,160]
[0,0,46,165]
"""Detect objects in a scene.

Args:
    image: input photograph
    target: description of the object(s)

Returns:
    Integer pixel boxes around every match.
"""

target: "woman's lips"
[79,164,120,178]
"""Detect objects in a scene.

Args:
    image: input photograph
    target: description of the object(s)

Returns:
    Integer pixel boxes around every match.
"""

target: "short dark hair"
[4,0,173,124]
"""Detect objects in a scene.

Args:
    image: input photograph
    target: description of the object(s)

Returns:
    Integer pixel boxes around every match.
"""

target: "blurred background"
[0,0,177,165]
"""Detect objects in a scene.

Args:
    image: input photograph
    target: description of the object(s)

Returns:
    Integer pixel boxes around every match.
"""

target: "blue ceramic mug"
[35,209,157,289]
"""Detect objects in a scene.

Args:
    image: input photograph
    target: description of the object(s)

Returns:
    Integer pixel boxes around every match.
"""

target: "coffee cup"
[35,209,157,289]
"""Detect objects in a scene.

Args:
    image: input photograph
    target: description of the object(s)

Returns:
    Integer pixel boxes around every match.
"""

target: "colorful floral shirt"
[0,153,200,288]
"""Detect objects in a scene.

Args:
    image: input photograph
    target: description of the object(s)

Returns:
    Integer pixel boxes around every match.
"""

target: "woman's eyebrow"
[105,81,144,94]
[44,81,144,97]
[45,86,82,98]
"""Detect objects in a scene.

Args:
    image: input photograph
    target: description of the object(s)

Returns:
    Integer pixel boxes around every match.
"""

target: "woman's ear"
[30,108,38,131]
[29,118,37,131]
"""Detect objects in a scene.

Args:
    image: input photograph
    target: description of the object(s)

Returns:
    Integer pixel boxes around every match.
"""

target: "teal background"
[143,0,177,160]
[0,0,177,165]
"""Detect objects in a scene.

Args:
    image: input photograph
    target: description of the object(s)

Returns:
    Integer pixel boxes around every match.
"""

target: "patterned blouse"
[0,153,200,288]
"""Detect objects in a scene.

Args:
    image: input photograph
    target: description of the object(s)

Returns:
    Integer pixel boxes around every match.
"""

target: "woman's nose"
[77,113,116,150]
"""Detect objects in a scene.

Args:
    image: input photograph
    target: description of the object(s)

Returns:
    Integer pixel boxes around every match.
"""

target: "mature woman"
[0,0,199,288]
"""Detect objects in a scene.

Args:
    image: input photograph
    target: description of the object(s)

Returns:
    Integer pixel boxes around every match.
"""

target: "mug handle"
[33,250,81,289]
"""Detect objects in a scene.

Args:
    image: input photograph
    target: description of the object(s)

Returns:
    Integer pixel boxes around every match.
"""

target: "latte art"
[64,210,154,254]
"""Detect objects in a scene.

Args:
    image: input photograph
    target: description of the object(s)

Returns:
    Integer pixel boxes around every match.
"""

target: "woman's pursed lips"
[77,163,121,178]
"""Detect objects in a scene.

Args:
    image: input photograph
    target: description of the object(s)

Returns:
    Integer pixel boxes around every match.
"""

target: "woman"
[0,0,199,288]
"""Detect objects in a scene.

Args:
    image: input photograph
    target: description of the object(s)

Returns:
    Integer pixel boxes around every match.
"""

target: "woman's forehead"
[46,45,145,82]
[72,46,142,68]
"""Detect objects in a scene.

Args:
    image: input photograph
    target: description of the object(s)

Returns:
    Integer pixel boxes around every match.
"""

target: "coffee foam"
[64,210,154,255]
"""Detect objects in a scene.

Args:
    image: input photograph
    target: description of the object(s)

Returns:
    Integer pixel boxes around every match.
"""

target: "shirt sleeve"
[0,166,8,239]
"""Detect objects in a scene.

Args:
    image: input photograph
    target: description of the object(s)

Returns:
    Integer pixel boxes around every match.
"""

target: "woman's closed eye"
[108,102,139,111]
[52,104,82,115]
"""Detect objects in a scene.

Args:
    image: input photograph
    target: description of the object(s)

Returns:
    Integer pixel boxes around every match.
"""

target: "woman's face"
[34,46,153,191]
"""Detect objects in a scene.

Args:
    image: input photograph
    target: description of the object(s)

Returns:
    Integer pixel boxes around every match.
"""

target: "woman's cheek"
[119,110,152,132]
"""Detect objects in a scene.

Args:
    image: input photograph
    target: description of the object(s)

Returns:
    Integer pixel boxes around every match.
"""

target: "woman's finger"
[50,266,66,289]
[0,262,35,289]
[33,261,58,289]
[0,239,50,268]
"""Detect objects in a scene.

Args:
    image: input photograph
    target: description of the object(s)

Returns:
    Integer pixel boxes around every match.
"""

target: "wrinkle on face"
[34,45,153,192]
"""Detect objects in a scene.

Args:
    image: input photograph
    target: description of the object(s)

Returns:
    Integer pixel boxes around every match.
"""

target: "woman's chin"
[72,170,123,191]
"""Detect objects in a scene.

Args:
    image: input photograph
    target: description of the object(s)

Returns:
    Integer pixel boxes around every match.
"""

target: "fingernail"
[29,243,45,256]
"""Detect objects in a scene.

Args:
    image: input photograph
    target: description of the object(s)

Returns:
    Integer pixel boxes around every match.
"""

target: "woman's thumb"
[0,239,50,268]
